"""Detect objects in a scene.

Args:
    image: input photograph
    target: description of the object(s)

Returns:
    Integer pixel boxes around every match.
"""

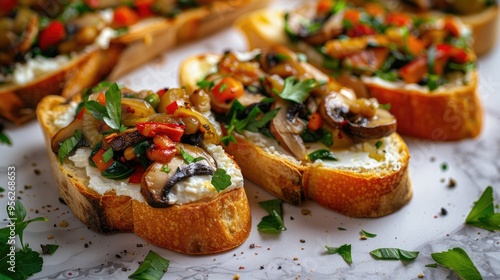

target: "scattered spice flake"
[238,266,244,270]
[260,266,264,270]
[47,235,54,239]
[441,162,448,171]
[360,235,367,240]
[34,169,41,175]
[0,186,4,193]
[338,227,347,231]
[290,216,295,220]
[84,243,89,248]
[116,254,121,258]
[448,178,457,188]
[300,239,305,243]
[293,257,298,261]
[24,185,32,190]
[441,208,448,216]
[418,273,425,278]
[136,244,143,247]
[234,274,241,280]
[301,209,311,215]
[58,220,69,227]
[249,244,255,249]
[430,157,435,162]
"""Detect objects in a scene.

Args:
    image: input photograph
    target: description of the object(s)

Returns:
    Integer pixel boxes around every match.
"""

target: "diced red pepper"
[92,149,114,172]
[146,135,177,163]
[364,3,385,17]
[113,6,139,28]
[385,13,412,28]
[308,112,323,131]
[97,92,106,105]
[0,0,17,16]
[399,55,427,84]
[443,17,461,37]
[343,47,389,71]
[156,88,168,99]
[211,76,245,103]
[136,122,185,141]
[166,101,178,114]
[76,108,86,120]
[316,0,333,15]
[406,35,425,56]
[38,21,66,50]
[128,165,145,184]
[343,9,361,25]
[346,24,376,37]
[134,0,155,17]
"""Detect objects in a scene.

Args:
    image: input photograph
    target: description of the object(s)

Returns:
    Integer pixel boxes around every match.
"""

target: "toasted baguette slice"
[347,0,499,55]
[180,51,412,217]
[236,8,484,141]
[37,95,251,254]
[1,0,270,125]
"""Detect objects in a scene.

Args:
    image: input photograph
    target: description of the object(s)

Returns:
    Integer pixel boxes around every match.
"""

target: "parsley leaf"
[307,149,337,162]
[179,148,205,164]
[0,131,11,146]
[211,168,232,192]
[58,130,82,163]
[465,186,500,231]
[104,83,126,132]
[274,77,322,104]
[0,201,47,279]
[196,78,215,92]
[129,250,169,280]
[161,164,171,173]
[429,247,482,280]
[370,248,419,262]
[325,244,352,264]
[41,244,59,256]
[257,199,286,234]
[361,229,377,238]
[102,148,114,163]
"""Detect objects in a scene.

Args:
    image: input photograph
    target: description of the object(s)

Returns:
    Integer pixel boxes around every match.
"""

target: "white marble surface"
[1,0,499,279]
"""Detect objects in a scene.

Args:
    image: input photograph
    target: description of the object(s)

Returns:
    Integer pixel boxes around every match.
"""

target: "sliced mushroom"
[285,2,343,45]
[102,128,147,151]
[319,92,397,139]
[269,98,308,160]
[82,111,104,147]
[141,144,217,207]
[51,117,83,153]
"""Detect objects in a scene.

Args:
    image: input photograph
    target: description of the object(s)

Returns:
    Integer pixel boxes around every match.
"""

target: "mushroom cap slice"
[319,92,397,139]
[269,98,308,160]
[141,144,217,208]
[285,2,343,45]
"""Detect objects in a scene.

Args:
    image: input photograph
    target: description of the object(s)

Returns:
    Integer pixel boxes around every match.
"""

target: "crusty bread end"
[36,95,251,254]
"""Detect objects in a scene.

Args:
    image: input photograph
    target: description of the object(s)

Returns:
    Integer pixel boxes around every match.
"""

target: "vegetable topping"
[53,82,231,208]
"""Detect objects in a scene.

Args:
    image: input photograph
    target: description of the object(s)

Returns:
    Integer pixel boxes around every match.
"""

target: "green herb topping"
[58,130,82,163]
[257,199,286,234]
[307,149,337,162]
[274,77,324,104]
[325,244,352,264]
[465,186,500,231]
[211,168,232,192]
[128,250,170,280]
[428,247,482,280]
[370,248,419,262]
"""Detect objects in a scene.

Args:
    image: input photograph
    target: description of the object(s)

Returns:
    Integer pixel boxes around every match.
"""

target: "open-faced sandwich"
[236,0,483,141]
[347,0,499,55]
[1,0,269,124]
[180,45,412,217]
[36,82,251,254]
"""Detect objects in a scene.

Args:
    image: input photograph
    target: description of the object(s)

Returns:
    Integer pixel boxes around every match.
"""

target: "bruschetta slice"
[36,83,251,254]
[236,0,483,140]
[180,46,412,217]
[1,0,270,124]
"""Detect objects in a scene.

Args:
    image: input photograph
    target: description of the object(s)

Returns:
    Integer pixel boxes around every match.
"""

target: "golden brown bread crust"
[37,95,251,254]
[236,9,484,141]
[1,0,270,125]
[302,134,411,217]
[180,52,413,218]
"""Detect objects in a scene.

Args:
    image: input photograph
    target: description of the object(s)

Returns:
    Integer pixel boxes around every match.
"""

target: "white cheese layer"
[67,142,243,205]
[242,131,401,173]
[7,26,117,85]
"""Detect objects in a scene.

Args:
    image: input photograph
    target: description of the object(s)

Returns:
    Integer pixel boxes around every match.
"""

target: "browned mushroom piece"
[319,92,396,139]
[285,2,343,45]
[51,117,83,153]
[102,128,147,151]
[269,98,308,160]
[209,88,267,115]
[141,144,217,207]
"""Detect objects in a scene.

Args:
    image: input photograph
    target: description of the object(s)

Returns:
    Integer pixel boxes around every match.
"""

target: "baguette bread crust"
[2,0,270,125]
[37,95,251,254]
[180,53,412,218]
[236,9,484,141]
